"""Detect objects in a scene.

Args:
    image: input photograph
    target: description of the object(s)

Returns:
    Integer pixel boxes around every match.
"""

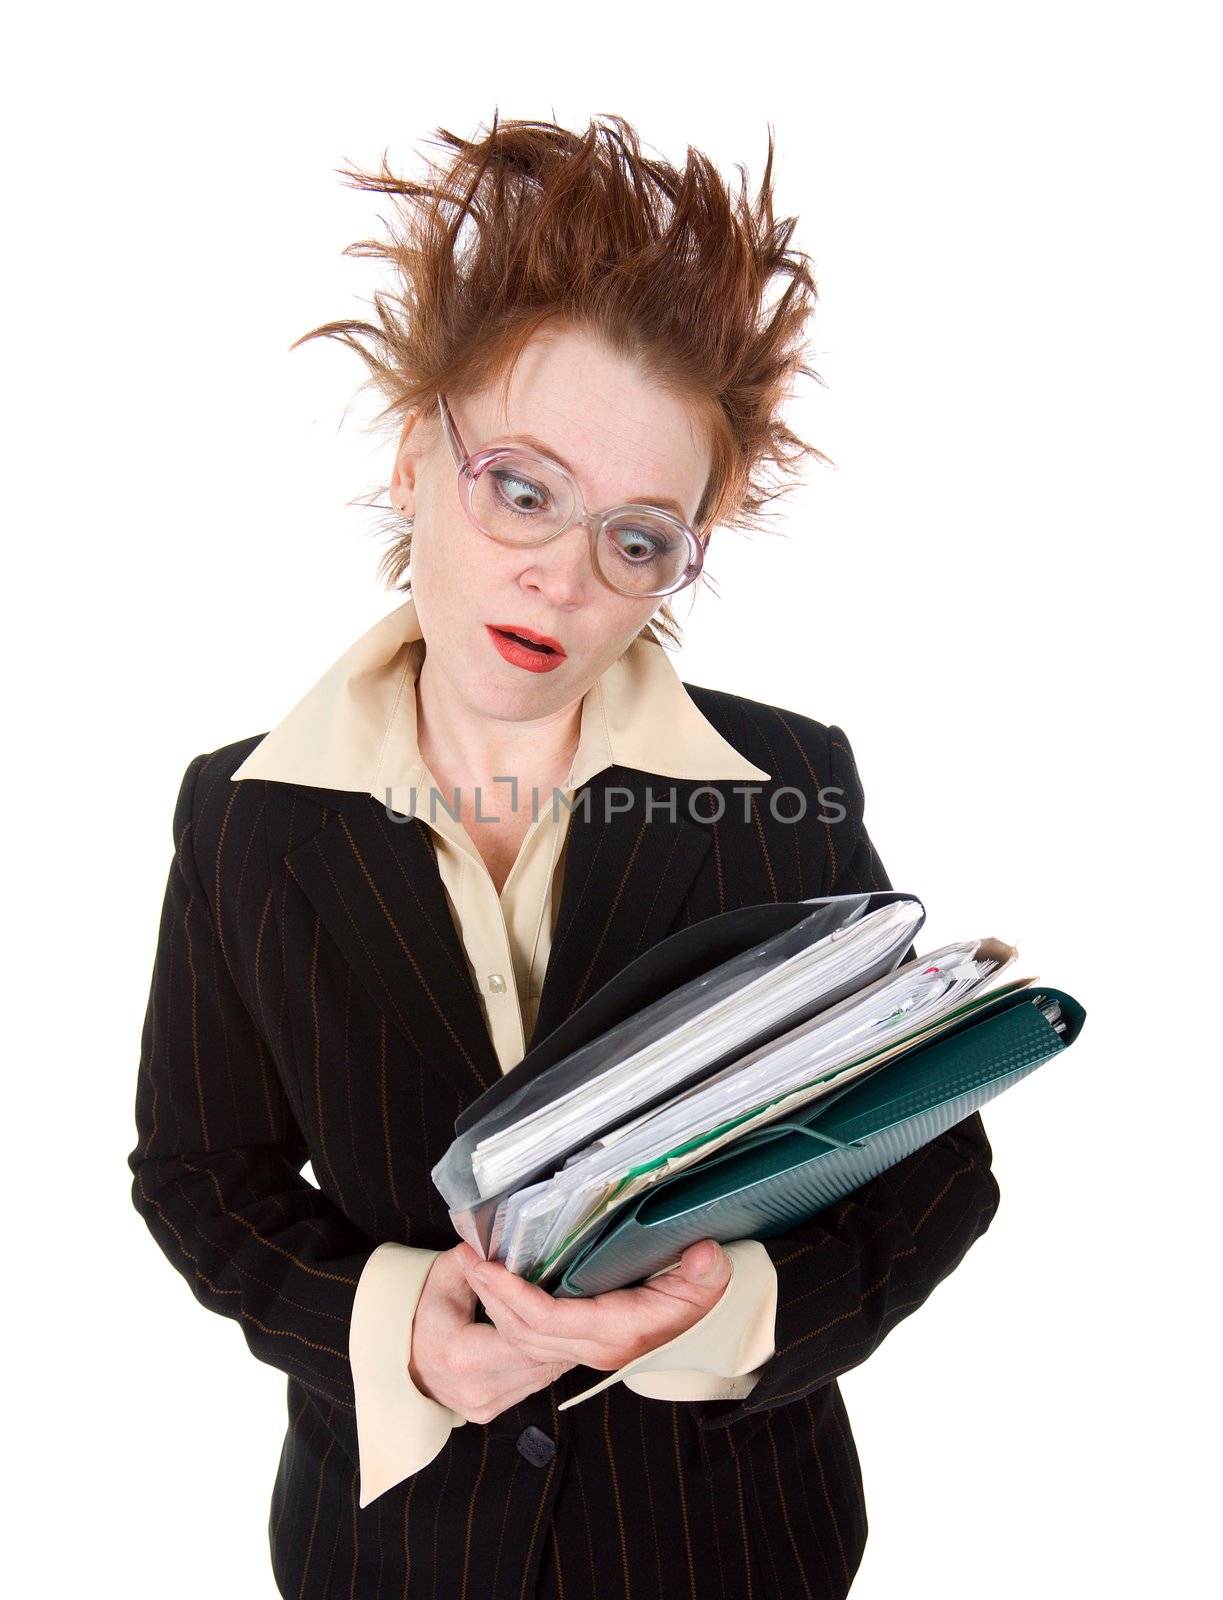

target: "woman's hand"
[409,1243,576,1423]
[462,1238,733,1374]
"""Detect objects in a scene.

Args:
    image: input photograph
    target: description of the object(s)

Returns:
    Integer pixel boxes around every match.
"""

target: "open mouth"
[493,628,560,656]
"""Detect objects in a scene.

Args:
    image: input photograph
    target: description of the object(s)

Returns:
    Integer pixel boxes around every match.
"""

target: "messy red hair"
[292,112,830,647]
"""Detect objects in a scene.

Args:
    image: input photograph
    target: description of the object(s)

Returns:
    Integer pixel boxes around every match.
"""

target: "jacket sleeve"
[684,722,1002,1433]
[128,753,387,1419]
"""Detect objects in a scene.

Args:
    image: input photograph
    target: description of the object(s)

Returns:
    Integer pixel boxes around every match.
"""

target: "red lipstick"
[486,623,568,674]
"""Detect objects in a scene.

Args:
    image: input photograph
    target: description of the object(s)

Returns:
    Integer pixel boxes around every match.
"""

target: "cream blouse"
[232,598,780,1508]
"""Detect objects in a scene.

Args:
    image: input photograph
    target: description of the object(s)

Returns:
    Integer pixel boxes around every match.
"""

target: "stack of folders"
[431,890,1086,1299]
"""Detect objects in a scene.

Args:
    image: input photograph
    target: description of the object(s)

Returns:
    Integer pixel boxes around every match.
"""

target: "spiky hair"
[294,111,829,646]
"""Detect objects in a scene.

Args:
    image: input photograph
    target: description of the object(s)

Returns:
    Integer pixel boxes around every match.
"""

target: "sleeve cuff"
[557,1239,778,1410]
[350,1241,467,1507]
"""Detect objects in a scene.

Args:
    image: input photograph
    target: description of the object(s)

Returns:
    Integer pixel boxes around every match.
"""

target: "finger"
[467,1277,571,1359]
[470,1276,609,1368]
[455,1317,548,1375]
[465,1260,585,1337]
[470,1262,697,1357]
[467,1281,531,1340]
[458,1305,566,1374]
[447,1242,487,1286]
[470,1269,650,1369]
[679,1239,731,1284]
[642,1241,732,1307]
[426,1247,489,1330]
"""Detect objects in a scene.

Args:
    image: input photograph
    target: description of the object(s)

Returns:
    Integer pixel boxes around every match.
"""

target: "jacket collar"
[230,596,770,796]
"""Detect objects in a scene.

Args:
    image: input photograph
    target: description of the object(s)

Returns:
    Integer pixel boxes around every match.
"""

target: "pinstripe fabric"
[129,690,1000,1599]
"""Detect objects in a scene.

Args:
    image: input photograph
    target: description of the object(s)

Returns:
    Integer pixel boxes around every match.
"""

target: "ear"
[389,405,430,516]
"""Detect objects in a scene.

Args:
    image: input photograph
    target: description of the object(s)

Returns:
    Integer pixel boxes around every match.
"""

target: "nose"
[518,520,599,604]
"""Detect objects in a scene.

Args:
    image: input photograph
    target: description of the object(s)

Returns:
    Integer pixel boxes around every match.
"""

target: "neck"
[413,650,583,803]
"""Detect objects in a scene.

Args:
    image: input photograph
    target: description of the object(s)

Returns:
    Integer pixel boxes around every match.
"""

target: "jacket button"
[516,1425,556,1467]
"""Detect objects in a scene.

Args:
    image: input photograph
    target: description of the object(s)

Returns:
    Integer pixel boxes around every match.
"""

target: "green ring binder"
[552,985,1086,1299]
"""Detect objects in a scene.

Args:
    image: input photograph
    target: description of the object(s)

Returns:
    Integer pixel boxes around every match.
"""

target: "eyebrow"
[495,431,693,523]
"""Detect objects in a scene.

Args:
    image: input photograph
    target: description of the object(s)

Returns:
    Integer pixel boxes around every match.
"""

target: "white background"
[7,2,1218,1594]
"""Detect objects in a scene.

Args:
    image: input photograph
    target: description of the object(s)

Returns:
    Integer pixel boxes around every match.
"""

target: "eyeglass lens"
[470,453,691,597]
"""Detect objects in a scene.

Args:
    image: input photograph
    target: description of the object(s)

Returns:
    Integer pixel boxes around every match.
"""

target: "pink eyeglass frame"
[435,392,707,600]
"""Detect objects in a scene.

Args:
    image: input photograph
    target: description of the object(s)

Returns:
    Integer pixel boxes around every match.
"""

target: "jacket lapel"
[530,767,711,1048]
[283,794,502,1110]
[281,768,711,1111]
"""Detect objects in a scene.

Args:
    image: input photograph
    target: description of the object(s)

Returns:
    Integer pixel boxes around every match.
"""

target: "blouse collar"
[230,596,771,800]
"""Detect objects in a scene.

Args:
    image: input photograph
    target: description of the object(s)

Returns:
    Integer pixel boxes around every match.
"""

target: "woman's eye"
[609,524,667,564]
[492,470,549,514]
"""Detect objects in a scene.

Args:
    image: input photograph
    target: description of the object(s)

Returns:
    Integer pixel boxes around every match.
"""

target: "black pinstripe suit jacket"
[128,685,1001,1600]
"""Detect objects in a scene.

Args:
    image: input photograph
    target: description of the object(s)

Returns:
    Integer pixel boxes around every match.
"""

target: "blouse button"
[487,973,508,993]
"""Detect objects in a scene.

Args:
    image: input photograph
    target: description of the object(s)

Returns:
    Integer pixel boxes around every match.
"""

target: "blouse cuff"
[350,1241,467,1508]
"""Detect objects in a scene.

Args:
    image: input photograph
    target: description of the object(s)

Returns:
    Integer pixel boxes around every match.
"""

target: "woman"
[129,115,1000,1599]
